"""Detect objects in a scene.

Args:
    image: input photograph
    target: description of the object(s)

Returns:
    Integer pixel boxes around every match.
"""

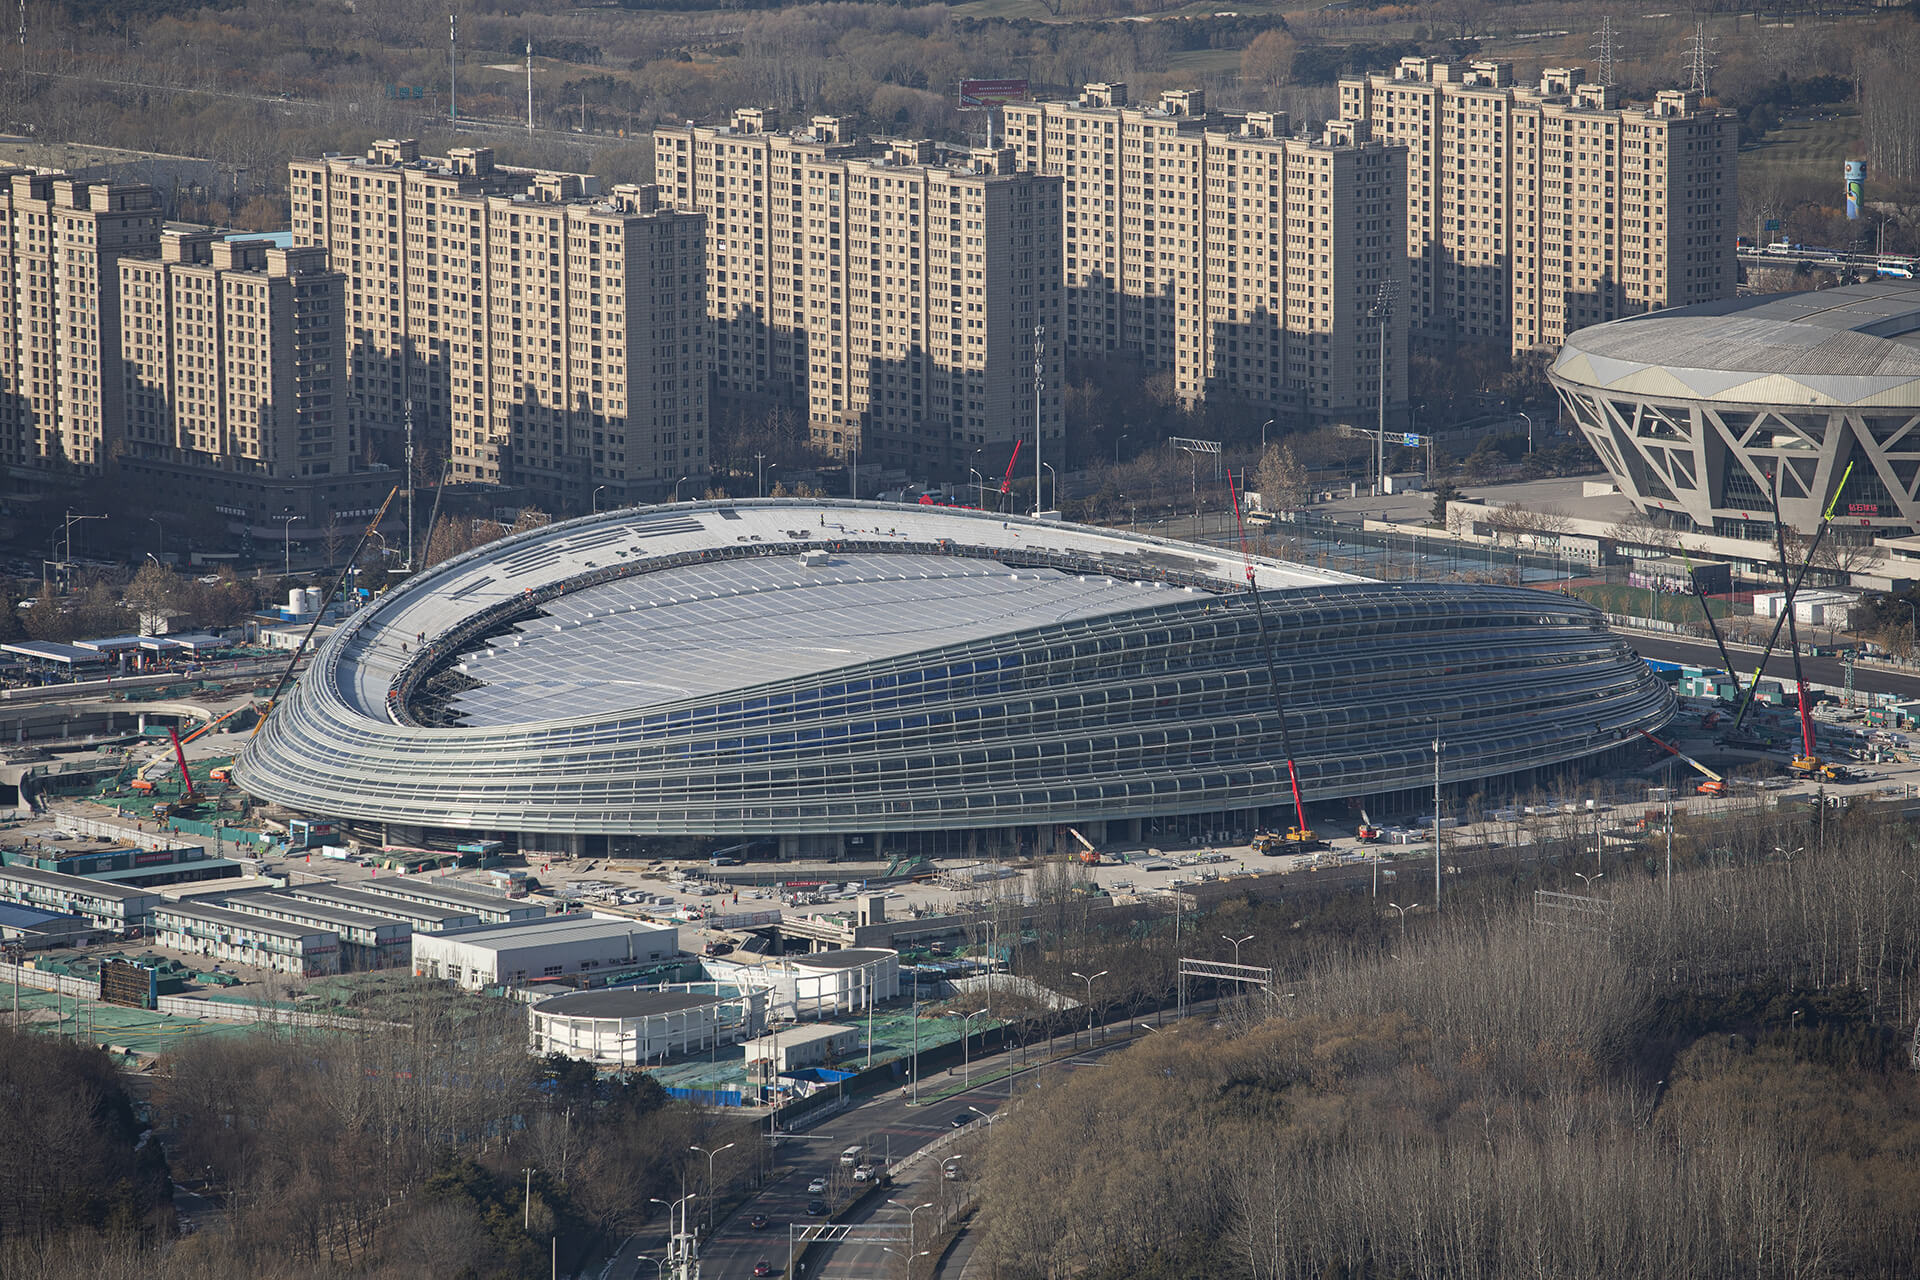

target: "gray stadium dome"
[234,499,1673,856]
[1552,282,1920,538]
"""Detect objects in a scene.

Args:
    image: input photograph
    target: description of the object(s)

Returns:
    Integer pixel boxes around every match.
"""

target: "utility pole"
[525,34,534,135]
[1033,324,1045,516]
[448,13,458,124]
[1371,278,1396,494]
[405,400,416,571]
[1432,734,1443,911]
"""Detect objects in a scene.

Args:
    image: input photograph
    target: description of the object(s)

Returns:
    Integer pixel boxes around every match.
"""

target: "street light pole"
[58,510,107,593]
[1041,462,1057,516]
[689,1142,735,1236]
[1221,933,1253,967]
[281,513,302,580]
[1518,410,1534,454]
[961,1007,988,1089]
[1070,969,1107,1048]
[592,485,607,514]
[754,452,766,499]
[1261,419,1273,451]
[1388,901,1417,942]
[1033,323,1044,516]
[1114,432,1128,467]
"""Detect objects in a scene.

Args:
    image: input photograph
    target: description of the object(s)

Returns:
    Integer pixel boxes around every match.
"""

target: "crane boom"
[1765,469,1818,764]
[1675,544,1741,702]
[252,485,400,737]
[998,439,1023,495]
[168,725,195,804]
[1228,467,1315,847]
[1731,463,1852,732]
[1637,729,1725,787]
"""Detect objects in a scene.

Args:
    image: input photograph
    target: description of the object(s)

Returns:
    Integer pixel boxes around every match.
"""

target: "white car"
[807,1176,829,1194]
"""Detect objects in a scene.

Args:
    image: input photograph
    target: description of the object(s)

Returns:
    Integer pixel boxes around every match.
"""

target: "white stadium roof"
[1553,281,1920,408]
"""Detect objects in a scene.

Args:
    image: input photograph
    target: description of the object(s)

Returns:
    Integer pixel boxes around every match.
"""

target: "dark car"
[806,1198,828,1216]
[749,1213,769,1230]
[951,1112,978,1128]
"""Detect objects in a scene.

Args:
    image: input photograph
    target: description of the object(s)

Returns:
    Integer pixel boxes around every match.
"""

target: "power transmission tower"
[1687,20,1715,96]
[1591,15,1619,88]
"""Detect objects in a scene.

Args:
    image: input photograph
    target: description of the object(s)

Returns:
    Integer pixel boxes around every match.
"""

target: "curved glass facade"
[236,502,1673,839]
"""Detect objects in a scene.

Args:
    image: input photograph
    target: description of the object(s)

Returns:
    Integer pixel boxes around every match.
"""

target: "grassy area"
[1740,110,1863,193]
[1571,583,1735,626]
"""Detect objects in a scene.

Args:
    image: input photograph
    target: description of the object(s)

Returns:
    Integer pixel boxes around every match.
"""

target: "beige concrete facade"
[1336,58,1736,355]
[654,112,1064,472]
[0,171,163,473]
[290,141,707,510]
[999,85,1409,427]
[119,232,349,483]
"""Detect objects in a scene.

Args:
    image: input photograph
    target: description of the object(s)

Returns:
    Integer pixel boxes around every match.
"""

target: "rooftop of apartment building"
[665,108,1034,178]
[1007,84,1398,153]
[1350,56,1714,119]
[302,138,675,218]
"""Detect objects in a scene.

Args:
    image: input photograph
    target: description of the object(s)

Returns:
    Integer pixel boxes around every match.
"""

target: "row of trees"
[0,566,262,646]
[4,982,761,1278]
[977,801,1920,1280]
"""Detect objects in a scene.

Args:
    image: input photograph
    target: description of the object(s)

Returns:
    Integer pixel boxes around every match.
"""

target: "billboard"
[1846,159,1865,221]
[958,79,1029,109]
[99,959,158,1010]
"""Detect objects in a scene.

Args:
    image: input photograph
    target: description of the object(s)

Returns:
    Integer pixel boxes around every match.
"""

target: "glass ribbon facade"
[235,501,1673,839]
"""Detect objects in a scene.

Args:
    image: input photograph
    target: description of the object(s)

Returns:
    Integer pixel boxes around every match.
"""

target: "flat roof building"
[211,890,411,969]
[745,1022,861,1081]
[412,916,680,992]
[288,882,483,932]
[0,864,160,931]
[351,877,548,924]
[149,900,340,975]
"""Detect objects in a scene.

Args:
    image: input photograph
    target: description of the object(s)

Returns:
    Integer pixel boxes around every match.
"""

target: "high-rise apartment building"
[1336,58,1736,354]
[288,141,528,447]
[289,142,707,509]
[118,231,350,489]
[999,85,1409,427]
[0,168,389,527]
[653,112,1064,472]
[0,171,162,472]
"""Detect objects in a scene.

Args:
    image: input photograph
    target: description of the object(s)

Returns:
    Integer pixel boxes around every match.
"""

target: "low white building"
[745,1022,863,1081]
[149,901,340,976]
[529,981,769,1066]
[412,916,679,991]
[706,948,899,1021]
[0,865,160,931]
[1752,589,1861,629]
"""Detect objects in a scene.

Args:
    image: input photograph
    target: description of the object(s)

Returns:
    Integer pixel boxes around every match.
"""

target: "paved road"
[1620,631,1920,701]
[598,1033,1145,1280]
[799,1044,1131,1280]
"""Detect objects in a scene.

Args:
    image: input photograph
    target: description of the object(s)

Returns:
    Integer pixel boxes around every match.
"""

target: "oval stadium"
[233,499,1675,857]
[1551,282,1920,539]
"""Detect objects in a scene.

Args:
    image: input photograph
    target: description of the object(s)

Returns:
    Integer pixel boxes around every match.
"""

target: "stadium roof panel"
[234,500,1674,838]
[450,552,1179,724]
[1555,282,1920,403]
